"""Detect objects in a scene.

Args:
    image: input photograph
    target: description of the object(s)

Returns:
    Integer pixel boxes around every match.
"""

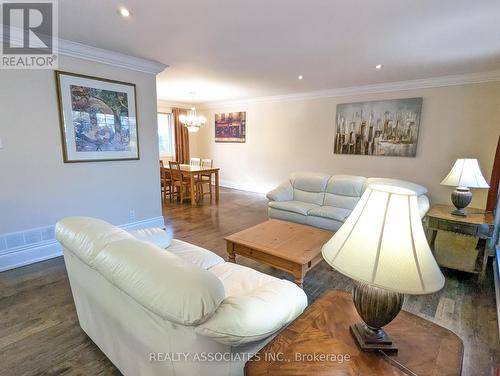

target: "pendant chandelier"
[179,92,206,133]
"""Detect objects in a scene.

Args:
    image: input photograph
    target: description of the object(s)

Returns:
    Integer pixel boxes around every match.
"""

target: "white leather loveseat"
[55,217,307,376]
[267,172,430,231]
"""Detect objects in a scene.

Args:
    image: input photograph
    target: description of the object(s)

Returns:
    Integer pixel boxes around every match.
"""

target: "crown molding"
[157,100,194,110]
[59,39,167,74]
[0,25,167,74]
[199,69,500,109]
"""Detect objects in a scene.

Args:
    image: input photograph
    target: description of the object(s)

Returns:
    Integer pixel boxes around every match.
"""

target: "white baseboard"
[0,240,63,272]
[119,216,165,230]
[0,216,165,272]
[218,179,269,195]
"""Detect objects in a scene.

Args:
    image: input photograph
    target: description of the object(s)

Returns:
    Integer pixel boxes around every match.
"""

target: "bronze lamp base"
[350,323,398,353]
[450,187,472,216]
[351,282,404,354]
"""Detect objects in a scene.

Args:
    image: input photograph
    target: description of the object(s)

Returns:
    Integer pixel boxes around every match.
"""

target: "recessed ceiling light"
[298,75,304,80]
[375,64,383,70]
[118,7,131,17]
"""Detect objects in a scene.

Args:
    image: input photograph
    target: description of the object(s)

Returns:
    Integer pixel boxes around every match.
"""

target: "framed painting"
[55,71,139,162]
[215,112,246,143]
[334,97,422,157]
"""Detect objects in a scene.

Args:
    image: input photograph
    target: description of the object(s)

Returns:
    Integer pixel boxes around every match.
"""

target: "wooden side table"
[426,204,494,281]
[245,290,463,376]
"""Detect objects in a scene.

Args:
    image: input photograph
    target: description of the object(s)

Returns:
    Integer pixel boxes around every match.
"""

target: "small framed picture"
[55,71,139,162]
[215,111,246,143]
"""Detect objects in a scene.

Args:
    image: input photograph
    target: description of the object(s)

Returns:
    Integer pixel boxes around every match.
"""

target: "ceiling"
[58,0,500,104]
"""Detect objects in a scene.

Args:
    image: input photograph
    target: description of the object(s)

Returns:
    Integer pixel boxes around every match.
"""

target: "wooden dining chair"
[160,166,172,204]
[169,161,202,203]
[159,160,164,168]
[190,157,201,166]
[201,158,213,168]
[169,161,190,203]
[200,159,214,200]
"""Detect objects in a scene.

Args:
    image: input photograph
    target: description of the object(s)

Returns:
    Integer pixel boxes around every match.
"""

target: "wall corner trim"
[0,216,165,272]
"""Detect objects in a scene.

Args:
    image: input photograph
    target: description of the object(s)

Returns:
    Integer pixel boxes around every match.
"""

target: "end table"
[426,204,495,281]
[245,290,463,376]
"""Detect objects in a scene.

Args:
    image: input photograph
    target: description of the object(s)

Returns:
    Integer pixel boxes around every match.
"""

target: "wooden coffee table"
[225,220,333,287]
[245,290,463,376]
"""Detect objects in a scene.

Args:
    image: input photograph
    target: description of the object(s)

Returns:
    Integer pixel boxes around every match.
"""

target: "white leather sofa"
[55,217,307,376]
[267,172,430,231]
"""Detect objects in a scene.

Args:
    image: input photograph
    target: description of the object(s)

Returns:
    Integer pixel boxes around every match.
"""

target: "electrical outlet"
[129,209,136,221]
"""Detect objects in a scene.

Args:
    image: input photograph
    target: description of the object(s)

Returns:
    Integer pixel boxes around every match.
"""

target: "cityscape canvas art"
[334,97,422,157]
[215,112,246,143]
[56,71,139,162]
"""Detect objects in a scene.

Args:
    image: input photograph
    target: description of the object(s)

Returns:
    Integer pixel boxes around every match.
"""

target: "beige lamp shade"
[322,184,445,295]
[440,158,489,188]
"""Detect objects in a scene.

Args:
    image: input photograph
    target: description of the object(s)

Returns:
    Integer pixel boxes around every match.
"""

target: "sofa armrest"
[195,279,307,346]
[364,177,428,196]
[418,195,430,218]
[266,182,293,202]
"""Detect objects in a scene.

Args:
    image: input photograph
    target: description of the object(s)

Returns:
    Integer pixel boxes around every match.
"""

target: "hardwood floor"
[0,187,498,375]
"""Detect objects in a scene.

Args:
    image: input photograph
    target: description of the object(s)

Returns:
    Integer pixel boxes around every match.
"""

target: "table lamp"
[322,184,445,353]
[440,158,490,216]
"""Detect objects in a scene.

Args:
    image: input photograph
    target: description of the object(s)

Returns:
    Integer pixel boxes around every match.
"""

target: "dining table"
[161,164,220,205]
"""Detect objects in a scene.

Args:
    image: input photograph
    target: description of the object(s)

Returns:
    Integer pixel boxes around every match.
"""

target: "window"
[158,113,175,158]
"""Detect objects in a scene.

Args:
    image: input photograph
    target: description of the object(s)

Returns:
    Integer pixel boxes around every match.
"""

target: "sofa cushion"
[291,172,330,205]
[196,267,307,345]
[128,227,173,248]
[323,194,361,211]
[167,239,225,270]
[364,177,428,196]
[268,200,319,215]
[293,189,325,205]
[326,175,366,197]
[308,206,352,222]
[268,207,307,224]
[94,238,225,326]
[208,262,277,297]
[323,175,365,210]
[306,216,344,232]
[291,172,330,192]
[55,216,133,267]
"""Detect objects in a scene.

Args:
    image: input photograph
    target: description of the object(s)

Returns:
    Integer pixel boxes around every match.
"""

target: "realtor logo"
[1,0,58,68]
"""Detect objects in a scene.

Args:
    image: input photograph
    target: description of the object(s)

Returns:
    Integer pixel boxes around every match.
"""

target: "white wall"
[0,55,162,253]
[191,82,500,208]
[157,101,173,114]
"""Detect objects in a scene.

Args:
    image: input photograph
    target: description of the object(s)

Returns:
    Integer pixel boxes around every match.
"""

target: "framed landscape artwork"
[55,71,139,162]
[215,112,246,143]
[334,97,423,157]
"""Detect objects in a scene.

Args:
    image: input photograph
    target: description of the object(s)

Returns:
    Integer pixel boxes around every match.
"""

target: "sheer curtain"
[172,108,190,164]
[158,113,175,159]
